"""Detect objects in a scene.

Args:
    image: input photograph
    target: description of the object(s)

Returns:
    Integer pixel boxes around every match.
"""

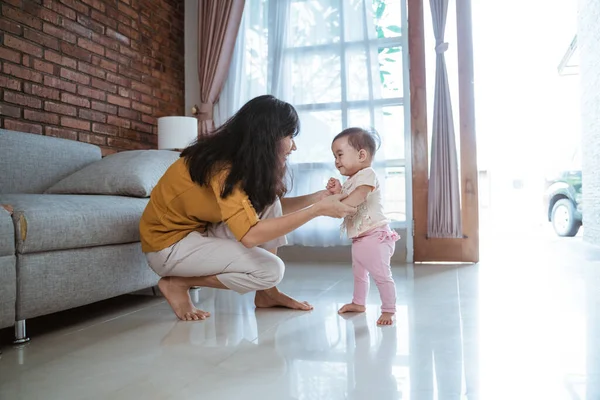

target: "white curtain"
[216,0,406,246]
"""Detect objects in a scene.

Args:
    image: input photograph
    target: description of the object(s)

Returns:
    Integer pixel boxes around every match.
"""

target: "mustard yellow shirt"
[139,158,259,253]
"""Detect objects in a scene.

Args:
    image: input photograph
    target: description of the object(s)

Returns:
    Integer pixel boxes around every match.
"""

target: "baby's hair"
[332,127,381,157]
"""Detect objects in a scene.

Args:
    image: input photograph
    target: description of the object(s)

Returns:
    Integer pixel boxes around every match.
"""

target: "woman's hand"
[315,194,356,218]
[326,178,342,195]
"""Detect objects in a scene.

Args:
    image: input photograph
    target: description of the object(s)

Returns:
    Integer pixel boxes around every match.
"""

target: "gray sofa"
[0,129,161,343]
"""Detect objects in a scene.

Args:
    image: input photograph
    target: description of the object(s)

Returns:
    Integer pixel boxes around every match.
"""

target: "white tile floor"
[1,235,599,400]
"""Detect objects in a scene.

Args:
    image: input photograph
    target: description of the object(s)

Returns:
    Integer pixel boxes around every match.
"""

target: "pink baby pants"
[351,226,399,313]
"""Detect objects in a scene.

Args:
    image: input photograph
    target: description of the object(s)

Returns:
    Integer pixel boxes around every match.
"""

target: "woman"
[140,95,355,321]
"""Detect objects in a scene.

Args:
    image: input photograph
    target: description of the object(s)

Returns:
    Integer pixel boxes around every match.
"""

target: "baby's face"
[331,137,362,177]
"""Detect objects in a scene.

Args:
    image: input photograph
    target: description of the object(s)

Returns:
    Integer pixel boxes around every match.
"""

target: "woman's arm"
[280,190,329,214]
[241,194,355,248]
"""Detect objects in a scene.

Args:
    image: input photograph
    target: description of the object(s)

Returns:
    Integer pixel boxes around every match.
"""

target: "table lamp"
[157,116,198,151]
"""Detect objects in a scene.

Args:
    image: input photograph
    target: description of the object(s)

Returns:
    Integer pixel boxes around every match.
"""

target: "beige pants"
[145,200,287,294]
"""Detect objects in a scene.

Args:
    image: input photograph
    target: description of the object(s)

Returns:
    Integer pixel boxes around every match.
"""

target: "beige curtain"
[196,0,245,135]
[427,0,462,238]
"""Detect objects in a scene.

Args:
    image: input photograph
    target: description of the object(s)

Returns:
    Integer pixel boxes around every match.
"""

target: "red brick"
[91,77,117,93]
[107,94,130,108]
[2,0,21,9]
[118,107,140,120]
[4,119,42,134]
[117,86,130,98]
[79,132,106,145]
[0,104,21,118]
[3,63,42,83]
[79,108,106,123]
[22,54,32,68]
[42,0,76,20]
[77,15,104,35]
[107,115,130,128]
[141,114,156,125]
[24,109,59,125]
[23,28,59,51]
[118,128,140,141]
[91,56,117,73]
[131,80,152,95]
[44,50,77,69]
[32,59,54,74]
[140,93,158,107]
[92,122,118,135]
[61,18,92,39]
[77,61,105,79]
[119,45,141,61]
[60,42,93,63]
[105,49,130,66]
[4,35,43,57]
[131,60,151,75]
[0,17,23,35]
[61,92,90,108]
[45,126,78,141]
[42,22,77,44]
[23,2,61,25]
[0,47,21,64]
[107,136,147,150]
[45,101,77,116]
[2,4,42,30]
[59,0,89,15]
[100,146,118,156]
[4,91,42,108]
[88,33,118,53]
[77,85,105,101]
[82,0,105,12]
[44,75,76,93]
[91,101,117,115]
[132,120,153,133]
[117,2,138,20]
[132,101,152,115]
[129,90,141,102]
[106,27,130,46]
[0,76,21,91]
[26,83,60,100]
[106,73,130,88]
[60,67,90,85]
[61,116,90,130]
[90,9,116,30]
[77,38,104,56]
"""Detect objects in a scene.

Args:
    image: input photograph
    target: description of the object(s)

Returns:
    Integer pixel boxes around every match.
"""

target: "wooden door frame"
[407,0,479,263]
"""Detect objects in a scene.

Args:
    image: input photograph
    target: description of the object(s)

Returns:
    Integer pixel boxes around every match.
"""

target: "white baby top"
[341,167,389,239]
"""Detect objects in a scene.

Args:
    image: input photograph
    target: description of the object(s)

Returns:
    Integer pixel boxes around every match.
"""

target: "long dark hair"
[181,95,299,213]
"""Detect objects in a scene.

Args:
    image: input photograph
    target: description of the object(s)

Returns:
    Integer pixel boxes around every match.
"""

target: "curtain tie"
[192,102,214,121]
[435,42,449,54]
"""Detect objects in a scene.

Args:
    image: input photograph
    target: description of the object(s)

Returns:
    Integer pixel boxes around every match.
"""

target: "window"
[237,0,410,245]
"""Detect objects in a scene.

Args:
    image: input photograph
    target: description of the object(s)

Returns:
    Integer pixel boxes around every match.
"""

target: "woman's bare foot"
[338,303,366,314]
[377,312,395,326]
[254,287,313,310]
[158,277,211,321]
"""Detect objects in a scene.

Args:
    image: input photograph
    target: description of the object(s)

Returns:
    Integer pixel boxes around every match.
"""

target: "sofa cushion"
[0,207,15,256]
[0,129,101,194]
[0,194,148,254]
[45,150,180,198]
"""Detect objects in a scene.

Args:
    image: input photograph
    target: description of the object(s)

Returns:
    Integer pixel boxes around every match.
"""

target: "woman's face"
[279,136,297,164]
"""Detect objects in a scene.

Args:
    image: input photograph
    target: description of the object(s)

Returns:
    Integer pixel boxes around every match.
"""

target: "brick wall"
[0,0,185,155]
[579,0,600,245]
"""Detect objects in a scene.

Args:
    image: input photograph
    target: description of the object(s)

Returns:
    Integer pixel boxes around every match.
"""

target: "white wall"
[184,0,200,117]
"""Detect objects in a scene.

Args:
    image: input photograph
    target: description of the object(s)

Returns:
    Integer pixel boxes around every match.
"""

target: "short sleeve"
[210,170,260,241]
[352,168,377,190]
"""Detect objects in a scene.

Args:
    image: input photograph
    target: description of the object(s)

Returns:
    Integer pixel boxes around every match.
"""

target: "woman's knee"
[253,252,285,289]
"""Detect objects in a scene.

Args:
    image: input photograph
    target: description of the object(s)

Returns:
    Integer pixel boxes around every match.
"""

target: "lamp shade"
[157,116,198,150]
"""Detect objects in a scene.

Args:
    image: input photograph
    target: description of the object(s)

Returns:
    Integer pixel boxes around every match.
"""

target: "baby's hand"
[326,178,342,195]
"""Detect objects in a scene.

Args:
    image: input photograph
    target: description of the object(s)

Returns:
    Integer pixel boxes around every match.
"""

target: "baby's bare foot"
[338,303,366,314]
[377,312,395,326]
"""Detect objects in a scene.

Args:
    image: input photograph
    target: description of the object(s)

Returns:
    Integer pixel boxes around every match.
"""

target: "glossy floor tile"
[1,236,600,400]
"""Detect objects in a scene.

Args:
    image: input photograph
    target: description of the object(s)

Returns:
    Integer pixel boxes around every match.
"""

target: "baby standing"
[326,127,399,325]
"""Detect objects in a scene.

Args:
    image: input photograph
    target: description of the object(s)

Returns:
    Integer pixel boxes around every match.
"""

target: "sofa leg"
[14,320,30,344]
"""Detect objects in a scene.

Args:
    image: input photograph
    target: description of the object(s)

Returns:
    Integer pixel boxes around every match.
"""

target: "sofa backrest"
[0,130,102,194]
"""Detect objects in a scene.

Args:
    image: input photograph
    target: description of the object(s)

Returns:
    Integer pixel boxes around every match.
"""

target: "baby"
[326,127,399,325]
